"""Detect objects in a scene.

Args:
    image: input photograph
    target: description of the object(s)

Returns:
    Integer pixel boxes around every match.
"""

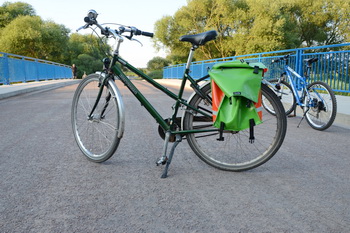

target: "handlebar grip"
[132,28,153,37]
[141,31,154,38]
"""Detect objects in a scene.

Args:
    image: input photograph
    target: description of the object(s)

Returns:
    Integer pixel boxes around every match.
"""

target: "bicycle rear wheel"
[305,81,337,130]
[71,74,123,162]
[182,83,287,171]
[265,79,296,115]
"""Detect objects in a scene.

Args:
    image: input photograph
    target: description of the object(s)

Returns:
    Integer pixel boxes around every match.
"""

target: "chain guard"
[158,117,182,142]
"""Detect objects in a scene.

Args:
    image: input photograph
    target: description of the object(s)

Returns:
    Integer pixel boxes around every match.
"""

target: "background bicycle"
[263,54,337,130]
[71,10,287,178]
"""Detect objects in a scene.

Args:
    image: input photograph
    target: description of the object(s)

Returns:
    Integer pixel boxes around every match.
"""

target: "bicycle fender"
[181,81,210,130]
[107,78,125,138]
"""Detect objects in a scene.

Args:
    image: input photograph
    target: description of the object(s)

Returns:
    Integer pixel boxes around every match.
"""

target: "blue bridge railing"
[0,52,72,85]
[163,43,350,93]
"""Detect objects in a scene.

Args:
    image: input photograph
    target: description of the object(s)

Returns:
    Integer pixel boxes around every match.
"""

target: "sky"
[4,0,188,67]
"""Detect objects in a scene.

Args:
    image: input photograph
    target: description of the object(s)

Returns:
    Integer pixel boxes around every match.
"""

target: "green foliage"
[153,0,350,64]
[278,0,350,47]
[147,56,171,71]
[0,1,109,75]
[0,1,35,28]
[0,15,69,63]
[147,70,163,79]
[67,33,111,78]
[72,54,103,79]
[145,56,170,79]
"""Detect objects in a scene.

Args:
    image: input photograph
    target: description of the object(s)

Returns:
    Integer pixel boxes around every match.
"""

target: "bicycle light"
[87,9,98,20]
[262,68,268,77]
[102,57,111,69]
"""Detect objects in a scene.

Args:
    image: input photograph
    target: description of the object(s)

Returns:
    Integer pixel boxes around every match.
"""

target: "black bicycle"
[71,10,287,177]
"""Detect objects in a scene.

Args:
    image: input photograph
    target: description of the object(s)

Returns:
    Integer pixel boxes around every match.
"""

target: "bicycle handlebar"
[271,54,292,64]
[119,26,154,38]
[76,10,154,40]
[271,54,319,66]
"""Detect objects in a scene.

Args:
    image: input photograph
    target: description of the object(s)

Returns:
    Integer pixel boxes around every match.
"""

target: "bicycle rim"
[183,83,287,171]
[305,81,337,130]
[266,79,296,115]
[71,74,121,162]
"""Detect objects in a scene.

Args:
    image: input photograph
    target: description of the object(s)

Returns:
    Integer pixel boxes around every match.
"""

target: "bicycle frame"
[94,53,217,136]
[283,64,326,109]
[283,65,309,107]
[80,18,218,138]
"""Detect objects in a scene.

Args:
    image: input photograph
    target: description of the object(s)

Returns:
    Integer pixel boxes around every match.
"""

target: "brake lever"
[76,24,89,32]
[131,38,143,47]
[123,36,143,46]
[123,32,143,46]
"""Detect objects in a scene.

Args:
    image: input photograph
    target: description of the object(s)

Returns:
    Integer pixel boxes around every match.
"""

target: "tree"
[0,1,112,76]
[0,1,35,28]
[72,54,102,78]
[66,33,111,78]
[153,0,288,62]
[146,56,171,79]
[279,0,350,47]
[229,0,287,55]
[153,0,350,64]
[147,56,171,71]
[40,20,70,62]
[0,15,69,63]
[65,33,109,63]
[154,0,237,63]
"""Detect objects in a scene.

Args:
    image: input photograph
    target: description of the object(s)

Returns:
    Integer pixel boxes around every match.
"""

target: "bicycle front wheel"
[305,81,337,130]
[183,83,287,171]
[71,74,122,162]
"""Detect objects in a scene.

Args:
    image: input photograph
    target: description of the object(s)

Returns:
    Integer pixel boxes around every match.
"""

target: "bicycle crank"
[157,117,182,142]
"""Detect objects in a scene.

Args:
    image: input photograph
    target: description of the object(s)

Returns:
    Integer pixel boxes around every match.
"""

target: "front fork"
[88,73,112,120]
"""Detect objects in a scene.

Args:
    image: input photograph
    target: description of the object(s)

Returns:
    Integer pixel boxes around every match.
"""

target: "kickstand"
[160,134,182,179]
[297,108,309,128]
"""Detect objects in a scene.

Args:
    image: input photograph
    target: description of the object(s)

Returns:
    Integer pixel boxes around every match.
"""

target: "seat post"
[305,66,311,79]
[185,46,198,70]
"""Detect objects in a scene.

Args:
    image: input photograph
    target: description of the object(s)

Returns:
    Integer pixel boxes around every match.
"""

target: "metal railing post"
[35,59,39,81]
[21,57,27,83]
[2,53,10,85]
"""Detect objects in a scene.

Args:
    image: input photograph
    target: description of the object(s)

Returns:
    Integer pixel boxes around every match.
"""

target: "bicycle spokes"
[304,81,337,130]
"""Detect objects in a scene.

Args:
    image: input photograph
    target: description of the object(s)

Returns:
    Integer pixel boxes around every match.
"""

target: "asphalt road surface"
[1,80,349,232]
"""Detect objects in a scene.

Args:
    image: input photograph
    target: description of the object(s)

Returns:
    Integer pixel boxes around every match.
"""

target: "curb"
[0,79,80,100]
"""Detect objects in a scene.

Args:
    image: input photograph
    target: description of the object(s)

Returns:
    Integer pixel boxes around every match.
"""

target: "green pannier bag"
[209,60,266,134]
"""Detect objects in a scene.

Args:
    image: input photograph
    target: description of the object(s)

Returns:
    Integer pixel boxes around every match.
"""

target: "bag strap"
[249,119,255,143]
[217,122,225,141]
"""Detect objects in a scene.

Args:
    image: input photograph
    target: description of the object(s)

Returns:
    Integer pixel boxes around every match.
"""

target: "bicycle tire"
[182,82,287,171]
[71,74,122,162]
[266,79,296,115]
[305,81,337,130]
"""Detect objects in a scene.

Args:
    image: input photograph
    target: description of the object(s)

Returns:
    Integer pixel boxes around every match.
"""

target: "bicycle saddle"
[180,30,218,46]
